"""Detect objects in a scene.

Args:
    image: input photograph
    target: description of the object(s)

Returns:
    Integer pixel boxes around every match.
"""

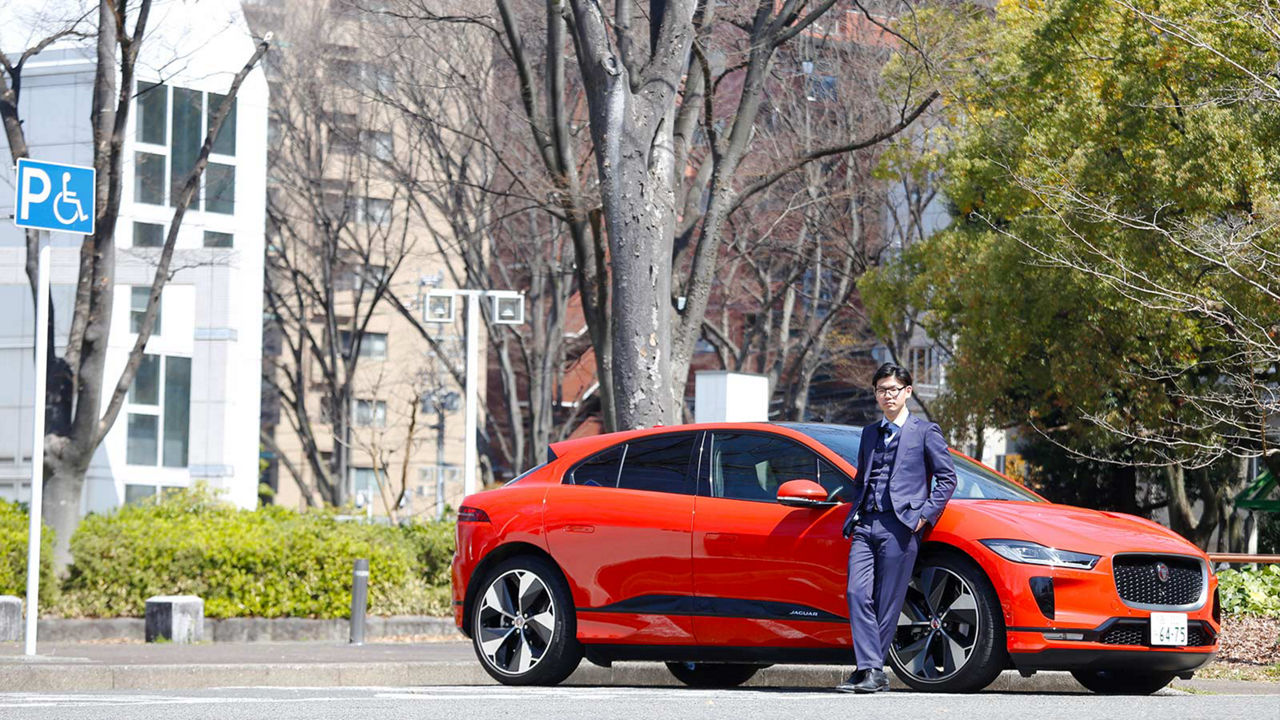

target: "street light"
[421,288,526,498]
[425,292,455,323]
[491,292,524,325]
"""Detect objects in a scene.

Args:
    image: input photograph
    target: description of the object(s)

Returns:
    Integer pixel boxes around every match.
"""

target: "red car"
[451,423,1218,693]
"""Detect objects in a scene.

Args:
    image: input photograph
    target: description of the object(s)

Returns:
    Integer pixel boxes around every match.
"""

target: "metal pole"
[435,405,446,521]
[24,243,50,657]
[349,558,369,645]
[463,293,480,497]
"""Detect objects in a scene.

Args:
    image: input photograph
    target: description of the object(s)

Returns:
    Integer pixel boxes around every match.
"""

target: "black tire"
[887,550,1007,693]
[470,554,582,685]
[665,662,763,688]
[1070,669,1176,695]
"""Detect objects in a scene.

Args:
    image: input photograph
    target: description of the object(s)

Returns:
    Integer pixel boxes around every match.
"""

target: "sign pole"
[24,241,50,657]
[463,292,480,498]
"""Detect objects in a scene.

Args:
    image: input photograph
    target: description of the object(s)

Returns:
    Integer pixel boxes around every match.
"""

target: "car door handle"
[705,533,737,543]
[566,524,595,534]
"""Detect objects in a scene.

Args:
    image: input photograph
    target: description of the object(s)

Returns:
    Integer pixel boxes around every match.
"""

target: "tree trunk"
[567,0,696,428]
[1164,464,1218,549]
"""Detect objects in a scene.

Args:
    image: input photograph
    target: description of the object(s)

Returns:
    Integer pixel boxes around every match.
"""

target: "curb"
[0,659,1094,693]
[32,616,463,643]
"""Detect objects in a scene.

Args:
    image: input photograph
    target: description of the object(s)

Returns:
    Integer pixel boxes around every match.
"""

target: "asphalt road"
[0,685,1273,720]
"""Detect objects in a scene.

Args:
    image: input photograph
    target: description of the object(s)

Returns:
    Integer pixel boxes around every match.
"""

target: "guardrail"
[1207,553,1280,564]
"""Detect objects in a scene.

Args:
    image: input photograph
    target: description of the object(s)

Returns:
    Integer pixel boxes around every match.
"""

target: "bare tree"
[257,1,419,506]
[374,0,940,432]
[696,16,940,422]
[2,1,269,566]
[359,2,599,476]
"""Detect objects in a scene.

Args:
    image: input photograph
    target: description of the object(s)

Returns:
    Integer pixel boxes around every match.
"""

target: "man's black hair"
[872,362,913,388]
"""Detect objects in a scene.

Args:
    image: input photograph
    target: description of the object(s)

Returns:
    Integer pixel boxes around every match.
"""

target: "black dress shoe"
[836,670,868,693]
[848,668,888,693]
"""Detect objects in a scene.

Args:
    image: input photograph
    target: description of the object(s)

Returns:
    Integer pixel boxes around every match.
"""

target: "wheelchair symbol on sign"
[52,173,89,225]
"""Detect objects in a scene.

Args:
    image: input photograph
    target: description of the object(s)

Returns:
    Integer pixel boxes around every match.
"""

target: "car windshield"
[782,422,1044,503]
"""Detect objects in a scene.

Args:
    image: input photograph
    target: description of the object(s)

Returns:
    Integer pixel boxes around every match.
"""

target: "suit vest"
[862,426,899,513]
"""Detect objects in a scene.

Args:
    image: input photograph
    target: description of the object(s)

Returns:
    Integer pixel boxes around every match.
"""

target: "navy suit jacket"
[846,415,958,530]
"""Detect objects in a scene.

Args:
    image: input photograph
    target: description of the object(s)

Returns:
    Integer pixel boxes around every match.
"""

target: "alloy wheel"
[890,565,981,682]
[475,568,557,675]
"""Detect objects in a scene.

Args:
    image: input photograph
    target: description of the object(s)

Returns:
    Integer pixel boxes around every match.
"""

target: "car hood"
[958,500,1204,559]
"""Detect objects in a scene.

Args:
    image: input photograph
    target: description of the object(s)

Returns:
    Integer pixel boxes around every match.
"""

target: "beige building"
[245,0,481,518]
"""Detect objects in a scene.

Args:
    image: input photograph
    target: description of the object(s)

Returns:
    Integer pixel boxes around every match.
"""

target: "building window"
[133,221,164,248]
[210,92,236,155]
[125,483,158,505]
[130,286,161,335]
[170,87,202,204]
[129,354,161,405]
[806,74,838,102]
[362,130,393,161]
[340,331,388,359]
[125,415,159,465]
[350,466,386,498]
[135,153,167,206]
[136,82,167,145]
[163,357,191,467]
[354,399,387,427]
[126,354,191,467]
[133,81,236,212]
[203,230,234,248]
[908,346,940,386]
[362,197,390,225]
[205,163,235,214]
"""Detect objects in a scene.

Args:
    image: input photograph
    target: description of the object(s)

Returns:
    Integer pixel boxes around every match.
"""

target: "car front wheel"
[1070,669,1176,695]
[471,555,582,685]
[887,550,1007,693]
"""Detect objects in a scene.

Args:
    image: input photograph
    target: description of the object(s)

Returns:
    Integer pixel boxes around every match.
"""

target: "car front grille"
[1099,625,1145,646]
[1097,620,1215,647]
[1112,555,1204,608]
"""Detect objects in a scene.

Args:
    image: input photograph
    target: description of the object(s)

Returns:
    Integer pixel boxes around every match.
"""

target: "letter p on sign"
[19,168,50,219]
[13,158,96,235]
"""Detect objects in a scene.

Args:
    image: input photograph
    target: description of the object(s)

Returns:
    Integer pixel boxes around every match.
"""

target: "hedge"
[56,487,453,619]
[1218,565,1280,618]
[0,500,57,605]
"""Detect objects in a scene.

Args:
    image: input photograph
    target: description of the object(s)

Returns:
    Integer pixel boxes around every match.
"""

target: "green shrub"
[1218,565,1280,618]
[0,500,57,605]
[57,486,453,618]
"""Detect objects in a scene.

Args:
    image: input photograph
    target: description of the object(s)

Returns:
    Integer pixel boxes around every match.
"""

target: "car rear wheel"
[665,662,763,688]
[1070,669,1176,695]
[888,550,1006,693]
[471,555,582,685]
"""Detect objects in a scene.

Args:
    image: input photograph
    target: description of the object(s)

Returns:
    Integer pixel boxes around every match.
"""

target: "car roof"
[547,421,862,461]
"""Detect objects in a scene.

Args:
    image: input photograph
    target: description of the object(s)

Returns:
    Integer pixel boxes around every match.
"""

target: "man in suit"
[836,362,957,693]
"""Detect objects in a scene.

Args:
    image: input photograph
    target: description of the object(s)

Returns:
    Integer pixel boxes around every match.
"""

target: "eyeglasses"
[874,385,908,398]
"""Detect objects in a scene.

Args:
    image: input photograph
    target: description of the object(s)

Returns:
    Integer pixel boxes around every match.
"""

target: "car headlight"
[980,539,1100,570]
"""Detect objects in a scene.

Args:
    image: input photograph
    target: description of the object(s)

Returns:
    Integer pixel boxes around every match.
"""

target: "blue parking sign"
[14,158,96,235]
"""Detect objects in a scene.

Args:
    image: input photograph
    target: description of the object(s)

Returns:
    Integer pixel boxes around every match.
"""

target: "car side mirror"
[776,479,837,509]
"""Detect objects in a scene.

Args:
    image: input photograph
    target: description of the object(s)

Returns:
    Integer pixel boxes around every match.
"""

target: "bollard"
[0,596,20,642]
[349,558,369,645]
[145,595,204,643]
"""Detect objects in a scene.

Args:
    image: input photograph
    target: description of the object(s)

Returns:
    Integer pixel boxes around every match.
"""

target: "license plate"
[1150,612,1188,646]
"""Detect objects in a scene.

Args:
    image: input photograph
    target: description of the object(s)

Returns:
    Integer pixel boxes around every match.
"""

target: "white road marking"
[0,685,846,709]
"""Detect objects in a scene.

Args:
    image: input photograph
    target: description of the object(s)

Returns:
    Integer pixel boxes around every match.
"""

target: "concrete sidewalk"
[1,640,1275,695]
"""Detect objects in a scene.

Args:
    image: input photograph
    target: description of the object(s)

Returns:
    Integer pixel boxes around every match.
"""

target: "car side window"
[708,432,822,503]
[566,434,698,495]
[568,445,624,487]
[616,434,697,494]
[818,458,854,500]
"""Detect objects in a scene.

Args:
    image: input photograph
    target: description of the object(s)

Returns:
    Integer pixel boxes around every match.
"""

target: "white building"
[0,1,268,511]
